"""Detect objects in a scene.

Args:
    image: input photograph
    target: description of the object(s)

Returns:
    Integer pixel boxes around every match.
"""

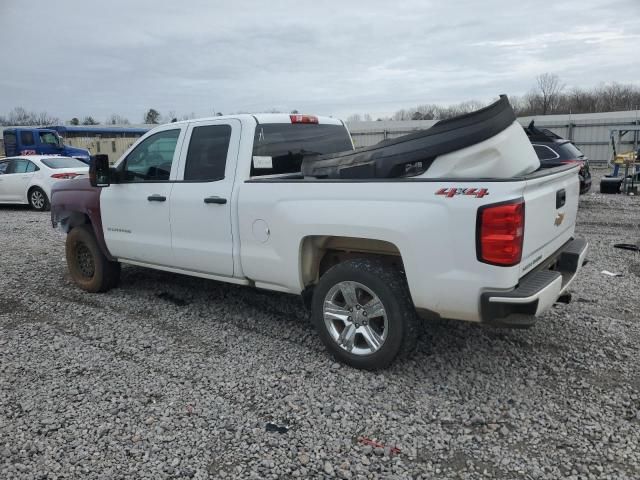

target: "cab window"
[121,130,180,182]
[39,132,61,147]
[0,161,9,174]
[20,131,35,146]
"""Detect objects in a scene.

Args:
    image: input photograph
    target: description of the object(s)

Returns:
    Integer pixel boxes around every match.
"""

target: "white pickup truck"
[51,97,588,369]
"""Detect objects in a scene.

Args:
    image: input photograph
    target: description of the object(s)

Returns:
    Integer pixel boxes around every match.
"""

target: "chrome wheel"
[30,190,45,209]
[76,243,95,278]
[323,281,388,356]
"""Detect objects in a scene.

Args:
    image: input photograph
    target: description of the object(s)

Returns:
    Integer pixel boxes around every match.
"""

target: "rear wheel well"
[27,185,47,201]
[300,236,405,288]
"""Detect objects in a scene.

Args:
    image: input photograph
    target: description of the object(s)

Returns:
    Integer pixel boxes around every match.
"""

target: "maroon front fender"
[50,178,114,262]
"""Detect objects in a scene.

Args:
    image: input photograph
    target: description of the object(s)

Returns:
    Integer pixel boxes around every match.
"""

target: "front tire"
[66,225,120,293]
[28,187,49,211]
[311,258,418,370]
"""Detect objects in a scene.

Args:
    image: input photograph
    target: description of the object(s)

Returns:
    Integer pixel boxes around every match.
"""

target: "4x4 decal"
[435,187,489,198]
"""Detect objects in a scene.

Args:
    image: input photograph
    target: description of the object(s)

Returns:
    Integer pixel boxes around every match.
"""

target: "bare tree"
[106,114,130,125]
[7,107,37,125]
[535,73,564,114]
[363,113,373,122]
[346,114,362,123]
[34,111,60,125]
[82,116,99,125]
[392,79,640,119]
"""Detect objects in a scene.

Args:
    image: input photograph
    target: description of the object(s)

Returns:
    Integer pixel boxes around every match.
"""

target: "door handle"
[204,196,227,205]
[147,194,167,202]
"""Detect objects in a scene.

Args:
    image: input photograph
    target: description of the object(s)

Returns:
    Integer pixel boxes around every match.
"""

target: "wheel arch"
[299,235,405,290]
[51,181,114,261]
[27,183,47,202]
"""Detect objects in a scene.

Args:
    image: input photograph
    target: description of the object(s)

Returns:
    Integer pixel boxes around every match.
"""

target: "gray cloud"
[1,0,639,122]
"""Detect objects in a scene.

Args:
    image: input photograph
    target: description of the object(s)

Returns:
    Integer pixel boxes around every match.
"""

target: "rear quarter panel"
[238,179,529,321]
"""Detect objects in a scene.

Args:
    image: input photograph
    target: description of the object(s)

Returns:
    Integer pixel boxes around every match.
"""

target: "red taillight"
[477,199,525,266]
[560,159,583,166]
[51,173,80,179]
[289,114,318,124]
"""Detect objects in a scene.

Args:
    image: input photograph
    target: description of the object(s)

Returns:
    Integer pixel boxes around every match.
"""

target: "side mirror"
[90,154,111,187]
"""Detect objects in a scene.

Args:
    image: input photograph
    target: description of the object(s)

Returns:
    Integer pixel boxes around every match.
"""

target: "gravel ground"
[1,168,639,479]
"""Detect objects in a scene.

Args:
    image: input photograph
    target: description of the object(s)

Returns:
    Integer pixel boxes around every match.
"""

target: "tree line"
[3,75,639,126]
[0,108,196,127]
[357,75,640,122]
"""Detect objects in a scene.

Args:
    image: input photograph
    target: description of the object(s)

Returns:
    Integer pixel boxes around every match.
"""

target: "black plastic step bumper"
[480,237,588,328]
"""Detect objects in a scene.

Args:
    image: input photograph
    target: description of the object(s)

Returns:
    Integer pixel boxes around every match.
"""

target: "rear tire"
[28,187,49,211]
[66,225,120,293]
[311,258,418,370]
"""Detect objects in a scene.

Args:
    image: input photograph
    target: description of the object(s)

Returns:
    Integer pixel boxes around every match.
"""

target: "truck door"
[168,119,240,276]
[100,126,186,266]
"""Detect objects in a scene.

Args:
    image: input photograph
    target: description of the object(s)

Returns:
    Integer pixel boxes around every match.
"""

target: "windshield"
[41,157,88,169]
[251,123,352,176]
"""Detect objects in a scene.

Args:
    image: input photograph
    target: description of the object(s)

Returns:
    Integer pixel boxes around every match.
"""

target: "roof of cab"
[160,113,344,127]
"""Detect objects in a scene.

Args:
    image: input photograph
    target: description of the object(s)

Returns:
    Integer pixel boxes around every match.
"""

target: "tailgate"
[519,165,580,276]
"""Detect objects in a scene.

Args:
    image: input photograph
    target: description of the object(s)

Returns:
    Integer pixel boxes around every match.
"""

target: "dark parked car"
[524,121,591,194]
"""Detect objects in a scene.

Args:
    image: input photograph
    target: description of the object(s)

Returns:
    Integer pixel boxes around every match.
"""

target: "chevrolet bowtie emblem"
[554,212,565,226]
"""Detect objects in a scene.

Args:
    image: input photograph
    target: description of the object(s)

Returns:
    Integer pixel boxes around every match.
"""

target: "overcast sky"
[1,0,639,123]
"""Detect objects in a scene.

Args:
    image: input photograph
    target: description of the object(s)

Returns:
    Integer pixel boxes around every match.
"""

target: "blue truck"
[2,127,91,163]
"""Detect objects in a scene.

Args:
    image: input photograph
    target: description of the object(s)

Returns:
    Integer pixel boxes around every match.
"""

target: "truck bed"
[300,95,540,180]
[240,163,580,322]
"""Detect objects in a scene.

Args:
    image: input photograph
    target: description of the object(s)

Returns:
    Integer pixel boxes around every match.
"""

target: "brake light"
[51,173,80,179]
[290,114,318,124]
[560,159,584,166]
[476,199,525,266]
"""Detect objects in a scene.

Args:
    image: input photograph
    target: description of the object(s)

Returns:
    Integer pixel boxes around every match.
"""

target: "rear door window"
[0,160,9,174]
[8,159,30,173]
[532,144,559,161]
[251,123,352,176]
[183,125,231,181]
